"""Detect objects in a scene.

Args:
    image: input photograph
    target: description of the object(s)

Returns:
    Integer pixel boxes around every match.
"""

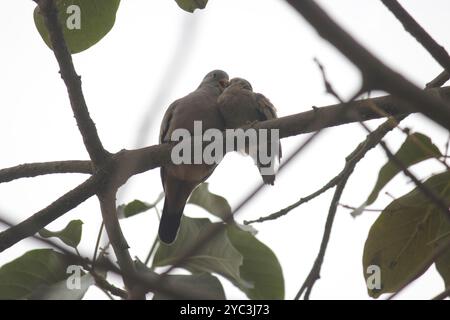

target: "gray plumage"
[159,70,229,244]
[218,77,281,185]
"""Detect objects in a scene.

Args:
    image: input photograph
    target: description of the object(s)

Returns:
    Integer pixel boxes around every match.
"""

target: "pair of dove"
[159,70,281,244]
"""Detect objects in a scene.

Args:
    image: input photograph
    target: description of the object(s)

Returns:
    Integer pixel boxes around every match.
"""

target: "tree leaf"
[117,200,153,219]
[39,219,83,248]
[117,193,164,219]
[0,249,86,299]
[152,216,248,289]
[175,0,208,13]
[153,273,225,300]
[435,213,450,289]
[226,225,284,299]
[188,183,233,221]
[357,133,442,214]
[436,252,450,289]
[34,0,121,54]
[26,273,94,300]
[363,171,450,298]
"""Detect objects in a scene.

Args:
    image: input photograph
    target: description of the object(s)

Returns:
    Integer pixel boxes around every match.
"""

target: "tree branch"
[36,0,109,165]
[1,86,449,253]
[432,287,450,300]
[0,160,92,183]
[285,0,450,131]
[380,0,450,76]
[245,114,402,224]
[295,171,351,299]
[97,191,145,299]
[427,70,449,89]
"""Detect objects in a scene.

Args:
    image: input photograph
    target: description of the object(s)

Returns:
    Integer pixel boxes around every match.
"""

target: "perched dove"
[159,70,229,244]
[218,77,282,185]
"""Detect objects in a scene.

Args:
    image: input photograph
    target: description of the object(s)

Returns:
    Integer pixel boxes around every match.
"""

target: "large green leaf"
[435,213,450,289]
[188,183,233,221]
[355,133,441,215]
[175,0,208,13]
[26,273,94,300]
[152,216,248,289]
[153,273,225,300]
[0,249,90,300]
[227,225,284,299]
[34,0,121,54]
[363,171,450,298]
[39,220,83,248]
[117,193,164,219]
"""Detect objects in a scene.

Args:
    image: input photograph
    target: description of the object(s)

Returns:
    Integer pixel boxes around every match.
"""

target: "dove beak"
[219,79,229,89]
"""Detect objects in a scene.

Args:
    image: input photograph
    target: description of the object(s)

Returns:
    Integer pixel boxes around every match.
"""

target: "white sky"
[1,0,450,300]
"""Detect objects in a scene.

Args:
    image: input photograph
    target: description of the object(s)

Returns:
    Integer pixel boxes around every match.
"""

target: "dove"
[218,77,282,185]
[158,70,229,244]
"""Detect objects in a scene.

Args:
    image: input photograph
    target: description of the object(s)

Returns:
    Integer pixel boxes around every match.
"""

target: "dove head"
[200,70,230,92]
[229,77,253,91]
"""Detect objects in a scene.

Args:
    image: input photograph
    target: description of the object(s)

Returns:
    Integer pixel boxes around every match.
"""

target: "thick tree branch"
[36,0,109,165]
[1,86,446,186]
[97,191,145,300]
[380,0,450,76]
[0,175,99,252]
[1,86,450,253]
[0,161,92,183]
[285,0,450,131]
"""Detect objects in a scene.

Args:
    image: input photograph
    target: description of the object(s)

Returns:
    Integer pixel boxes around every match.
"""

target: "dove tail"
[261,173,276,185]
[159,175,196,244]
[159,198,185,244]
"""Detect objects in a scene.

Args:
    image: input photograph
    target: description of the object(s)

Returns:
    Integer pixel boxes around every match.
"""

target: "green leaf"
[226,225,284,299]
[152,216,248,289]
[359,133,442,211]
[117,193,164,219]
[39,219,83,248]
[188,183,233,221]
[153,273,225,300]
[175,0,208,13]
[0,249,88,299]
[435,213,450,288]
[363,171,450,298]
[26,273,94,300]
[34,0,121,54]
[117,200,153,219]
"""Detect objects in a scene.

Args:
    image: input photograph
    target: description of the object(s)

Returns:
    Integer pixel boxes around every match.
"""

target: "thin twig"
[432,287,450,300]
[339,204,382,212]
[295,174,351,299]
[380,0,450,75]
[91,222,104,270]
[295,60,366,299]
[144,236,159,266]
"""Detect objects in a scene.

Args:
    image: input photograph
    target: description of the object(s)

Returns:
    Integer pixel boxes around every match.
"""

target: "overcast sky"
[1,0,450,299]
